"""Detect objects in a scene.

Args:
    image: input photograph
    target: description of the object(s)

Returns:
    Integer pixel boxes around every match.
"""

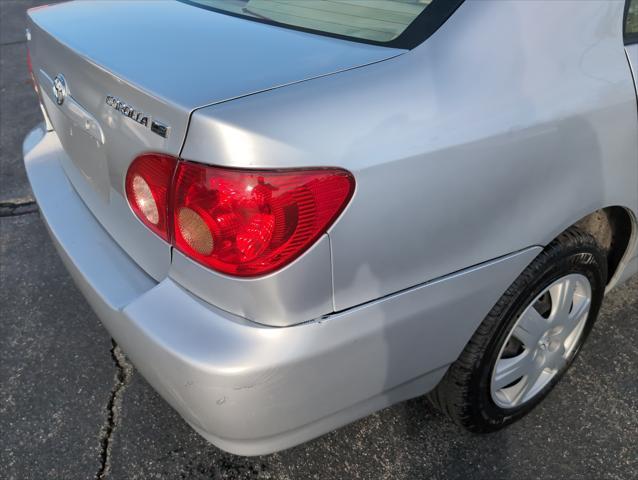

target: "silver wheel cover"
[490,274,592,409]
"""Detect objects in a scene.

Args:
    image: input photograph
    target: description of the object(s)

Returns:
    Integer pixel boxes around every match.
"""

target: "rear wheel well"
[573,207,634,284]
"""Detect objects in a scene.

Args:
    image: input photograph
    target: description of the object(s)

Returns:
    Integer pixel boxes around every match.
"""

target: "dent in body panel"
[26,120,544,453]
[118,248,540,452]
[169,235,334,326]
[184,0,638,312]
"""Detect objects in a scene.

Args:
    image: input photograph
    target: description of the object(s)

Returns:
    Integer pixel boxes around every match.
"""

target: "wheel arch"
[558,206,636,288]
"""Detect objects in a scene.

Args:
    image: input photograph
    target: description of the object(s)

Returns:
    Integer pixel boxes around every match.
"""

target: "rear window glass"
[183,0,457,47]
[626,0,638,43]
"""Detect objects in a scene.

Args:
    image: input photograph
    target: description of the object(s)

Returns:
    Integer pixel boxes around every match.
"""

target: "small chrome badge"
[53,74,67,106]
[105,95,169,138]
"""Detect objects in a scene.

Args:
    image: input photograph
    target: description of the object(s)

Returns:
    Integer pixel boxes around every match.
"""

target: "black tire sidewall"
[471,243,606,428]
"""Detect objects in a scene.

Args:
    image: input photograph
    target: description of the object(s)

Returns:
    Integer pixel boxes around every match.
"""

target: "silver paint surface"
[22,0,638,454]
[24,126,540,454]
[28,0,402,111]
[26,0,400,284]
[184,0,638,313]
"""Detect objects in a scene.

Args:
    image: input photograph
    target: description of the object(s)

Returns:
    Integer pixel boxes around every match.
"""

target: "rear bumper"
[24,125,541,455]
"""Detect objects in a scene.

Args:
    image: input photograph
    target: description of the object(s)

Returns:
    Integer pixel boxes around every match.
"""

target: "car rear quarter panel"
[182,0,638,313]
[26,0,401,292]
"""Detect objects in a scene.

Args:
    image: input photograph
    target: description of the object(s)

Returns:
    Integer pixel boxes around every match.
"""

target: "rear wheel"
[429,227,607,431]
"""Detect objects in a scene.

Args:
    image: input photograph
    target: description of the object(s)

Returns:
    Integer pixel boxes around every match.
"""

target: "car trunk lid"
[26,0,402,280]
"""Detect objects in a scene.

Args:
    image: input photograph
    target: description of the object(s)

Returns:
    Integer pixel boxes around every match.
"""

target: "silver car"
[23,0,638,455]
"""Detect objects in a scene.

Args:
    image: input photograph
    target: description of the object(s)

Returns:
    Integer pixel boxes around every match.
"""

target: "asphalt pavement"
[1,1,637,479]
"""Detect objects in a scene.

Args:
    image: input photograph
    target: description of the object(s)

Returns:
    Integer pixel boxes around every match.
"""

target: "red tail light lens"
[26,48,38,94]
[125,154,355,277]
[26,48,33,77]
[172,162,355,277]
[125,154,177,241]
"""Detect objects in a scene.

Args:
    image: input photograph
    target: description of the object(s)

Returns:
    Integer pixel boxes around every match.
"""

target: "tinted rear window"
[182,0,463,48]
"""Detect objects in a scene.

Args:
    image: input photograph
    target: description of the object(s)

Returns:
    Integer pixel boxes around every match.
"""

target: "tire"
[429,226,607,432]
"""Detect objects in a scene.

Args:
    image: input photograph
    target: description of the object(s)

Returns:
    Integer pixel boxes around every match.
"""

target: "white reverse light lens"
[132,175,159,225]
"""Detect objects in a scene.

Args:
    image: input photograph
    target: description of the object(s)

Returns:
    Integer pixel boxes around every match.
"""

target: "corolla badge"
[52,74,67,105]
[105,95,169,138]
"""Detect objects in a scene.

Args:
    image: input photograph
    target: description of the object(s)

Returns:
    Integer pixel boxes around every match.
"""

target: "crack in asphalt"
[0,198,37,217]
[96,341,133,480]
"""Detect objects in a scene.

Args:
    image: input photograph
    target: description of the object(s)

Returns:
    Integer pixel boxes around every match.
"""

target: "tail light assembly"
[126,154,355,277]
[26,48,39,96]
